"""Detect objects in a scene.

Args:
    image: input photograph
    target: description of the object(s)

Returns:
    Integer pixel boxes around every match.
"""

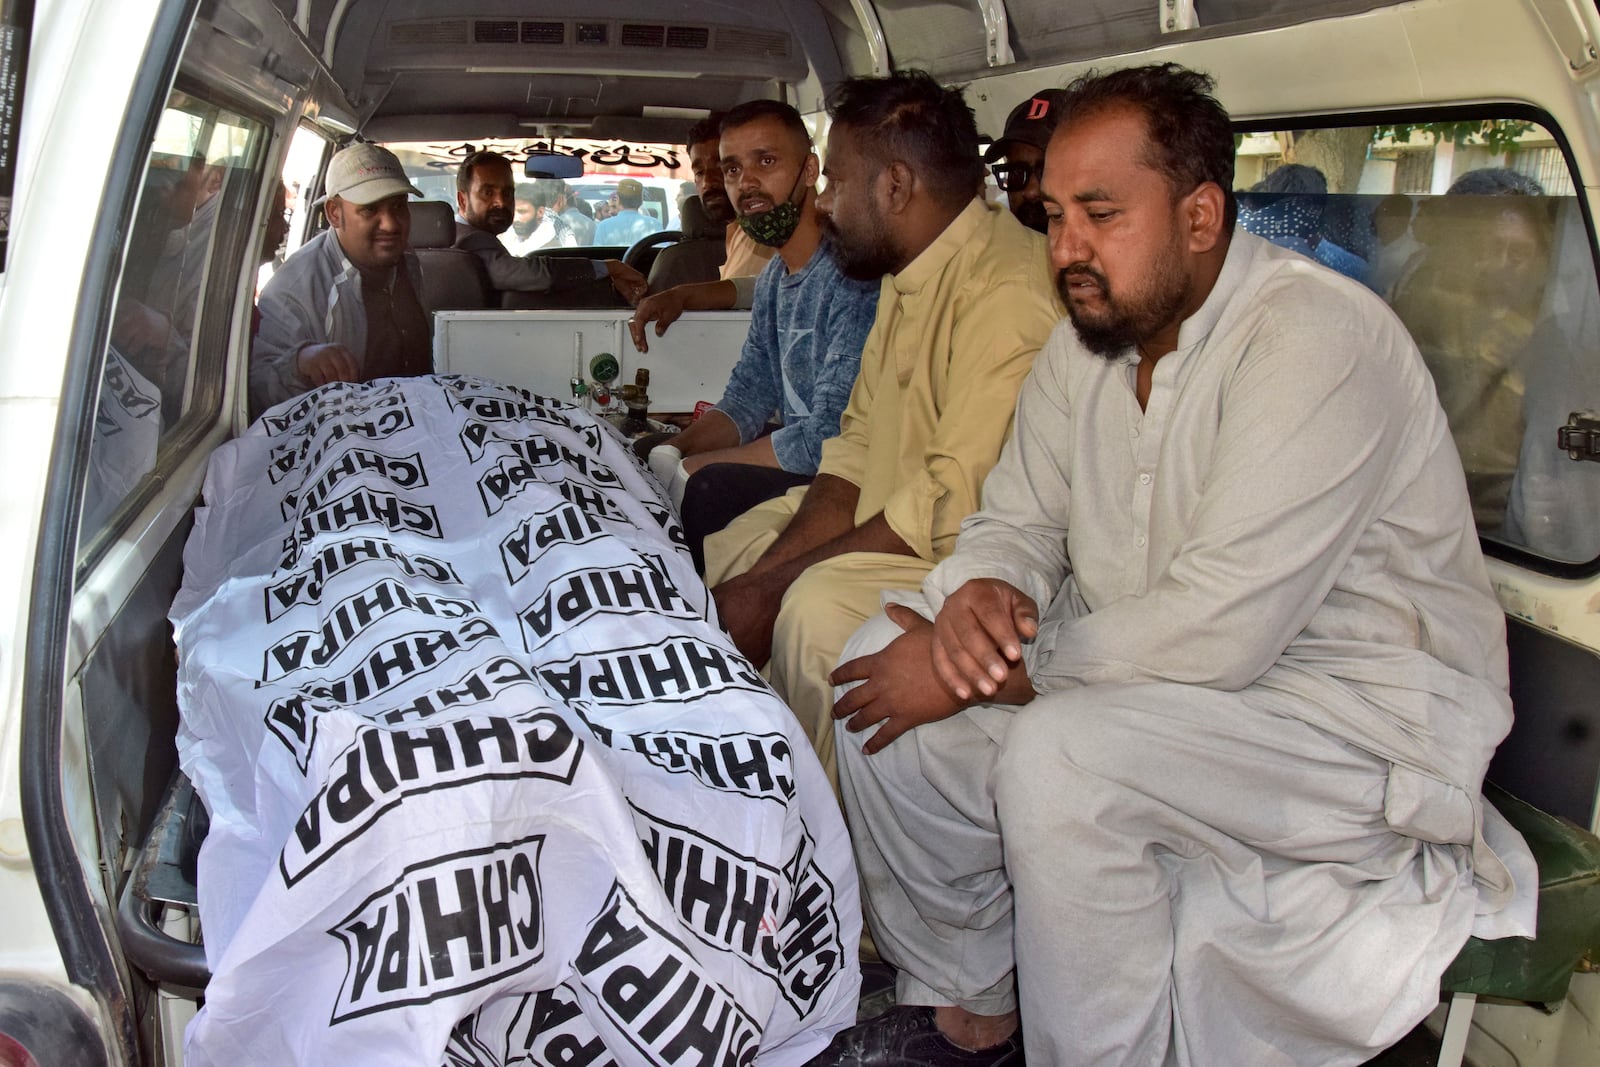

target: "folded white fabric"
[648,442,690,511]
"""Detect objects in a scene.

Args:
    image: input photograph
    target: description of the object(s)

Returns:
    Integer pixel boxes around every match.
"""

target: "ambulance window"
[1233,116,1600,568]
[78,89,266,556]
[258,123,332,295]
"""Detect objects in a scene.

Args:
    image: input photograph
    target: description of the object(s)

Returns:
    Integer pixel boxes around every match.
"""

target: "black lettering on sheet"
[578,420,604,454]
[283,711,582,886]
[634,806,811,1009]
[279,485,441,568]
[279,447,428,519]
[625,729,795,804]
[574,882,761,1066]
[266,394,413,481]
[377,655,541,728]
[643,502,687,549]
[499,503,608,585]
[773,827,846,1012]
[263,692,332,773]
[559,480,630,524]
[476,434,622,517]
[440,1014,500,1067]
[262,578,477,682]
[329,834,547,1023]
[264,537,461,622]
[501,985,619,1067]
[452,393,575,426]
[287,615,499,707]
[262,383,410,445]
[457,406,578,460]
[518,562,696,650]
[476,442,558,516]
[260,390,321,439]
[568,699,614,748]
[102,354,160,422]
[537,638,766,708]
[438,374,551,410]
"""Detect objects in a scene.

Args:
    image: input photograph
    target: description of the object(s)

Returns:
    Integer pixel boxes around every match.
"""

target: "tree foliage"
[1371,119,1536,155]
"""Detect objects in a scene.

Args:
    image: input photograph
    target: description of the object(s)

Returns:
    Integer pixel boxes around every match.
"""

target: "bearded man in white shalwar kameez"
[810,63,1537,1067]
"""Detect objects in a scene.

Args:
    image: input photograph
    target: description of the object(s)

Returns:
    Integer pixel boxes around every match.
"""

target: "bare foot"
[933,1005,1019,1051]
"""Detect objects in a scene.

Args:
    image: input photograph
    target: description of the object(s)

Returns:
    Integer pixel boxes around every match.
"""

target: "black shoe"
[857,961,898,1022]
[809,1005,1024,1066]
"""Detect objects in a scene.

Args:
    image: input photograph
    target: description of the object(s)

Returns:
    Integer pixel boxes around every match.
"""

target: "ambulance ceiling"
[264,0,1401,140]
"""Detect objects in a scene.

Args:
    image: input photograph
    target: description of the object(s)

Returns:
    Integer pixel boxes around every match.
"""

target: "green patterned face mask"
[736,168,807,247]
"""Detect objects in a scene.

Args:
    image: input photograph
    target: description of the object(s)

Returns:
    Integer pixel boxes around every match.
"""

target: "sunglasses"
[990,162,1040,193]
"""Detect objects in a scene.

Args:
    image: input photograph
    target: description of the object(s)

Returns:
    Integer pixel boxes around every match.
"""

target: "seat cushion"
[1440,783,1600,1003]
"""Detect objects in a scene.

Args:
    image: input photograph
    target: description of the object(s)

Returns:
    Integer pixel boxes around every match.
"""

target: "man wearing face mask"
[626,112,780,348]
[639,101,881,571]
[687,110,776,281]
[983,89,1067,234]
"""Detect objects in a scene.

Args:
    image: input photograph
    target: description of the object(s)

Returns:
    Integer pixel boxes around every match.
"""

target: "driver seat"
[645,196,727,290]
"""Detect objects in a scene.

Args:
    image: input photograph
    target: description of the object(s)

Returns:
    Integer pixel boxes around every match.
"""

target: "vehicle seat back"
[646,196,727,290]
[408,200,493,311]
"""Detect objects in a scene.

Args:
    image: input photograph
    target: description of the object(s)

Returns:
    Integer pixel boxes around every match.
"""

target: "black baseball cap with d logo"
[983,90,1069,163]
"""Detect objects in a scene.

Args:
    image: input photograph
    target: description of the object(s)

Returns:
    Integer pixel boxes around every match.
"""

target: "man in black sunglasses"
[982,89,1067,233]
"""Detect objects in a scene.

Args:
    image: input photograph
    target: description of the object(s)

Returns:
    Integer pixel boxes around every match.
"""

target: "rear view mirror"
[525,152,584,179]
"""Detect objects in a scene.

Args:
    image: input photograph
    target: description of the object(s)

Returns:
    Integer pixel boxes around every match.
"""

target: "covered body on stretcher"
[169,373,860,1066]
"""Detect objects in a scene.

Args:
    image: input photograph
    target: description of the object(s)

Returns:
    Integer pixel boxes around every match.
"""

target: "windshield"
[385,137,695,247]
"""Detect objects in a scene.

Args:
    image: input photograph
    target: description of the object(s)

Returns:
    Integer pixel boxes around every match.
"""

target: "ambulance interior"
[15,0,1600,1065]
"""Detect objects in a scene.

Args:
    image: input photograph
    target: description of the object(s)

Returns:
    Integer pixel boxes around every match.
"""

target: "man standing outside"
[819,64,1532,1066]
[703,70,1061,791]
[251,143,432,416]
[641,101,880,570]
[982,89,1066,234]
[531,178,597,248]
[499,181,554,254]
[593,177,664,247]
[454,151,645,303]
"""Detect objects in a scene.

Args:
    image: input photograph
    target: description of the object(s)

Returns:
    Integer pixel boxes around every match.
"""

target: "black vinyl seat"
[645,195,727,291]
[407,199,493,312]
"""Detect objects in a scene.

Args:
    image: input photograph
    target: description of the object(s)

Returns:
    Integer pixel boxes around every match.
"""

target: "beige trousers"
[704,489,933,793]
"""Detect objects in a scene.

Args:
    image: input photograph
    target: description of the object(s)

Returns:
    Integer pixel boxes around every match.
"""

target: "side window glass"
[257,124,331,297]
[78,90,266,556]
[1234,118,1600,566]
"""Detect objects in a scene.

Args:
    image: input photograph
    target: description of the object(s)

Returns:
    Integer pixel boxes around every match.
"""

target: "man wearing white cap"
[249,142,431,417]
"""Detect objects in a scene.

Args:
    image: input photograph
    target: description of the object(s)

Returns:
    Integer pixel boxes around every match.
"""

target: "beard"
[700,187,735,225]
[511,216,538,238]
[479,207,513,235]
[1059,237,1191,358]
[821,208,899,281]
[1011,196,1048,235]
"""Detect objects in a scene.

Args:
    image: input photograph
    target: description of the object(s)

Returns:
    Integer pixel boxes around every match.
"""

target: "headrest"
[408,200,456,249]
[678,196,724,240]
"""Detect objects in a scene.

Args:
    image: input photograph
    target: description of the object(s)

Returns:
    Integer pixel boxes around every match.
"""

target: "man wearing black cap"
[983,89,1067,233]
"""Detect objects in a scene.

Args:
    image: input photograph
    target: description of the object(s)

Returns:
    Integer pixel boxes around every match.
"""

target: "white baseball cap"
[314,143,423,206]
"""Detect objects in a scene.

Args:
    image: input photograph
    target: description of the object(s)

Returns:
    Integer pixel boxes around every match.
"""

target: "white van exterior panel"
[0,0,165,1003]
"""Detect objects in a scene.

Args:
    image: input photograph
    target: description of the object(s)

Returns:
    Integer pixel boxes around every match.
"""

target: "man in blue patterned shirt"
[646,100,880,571]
